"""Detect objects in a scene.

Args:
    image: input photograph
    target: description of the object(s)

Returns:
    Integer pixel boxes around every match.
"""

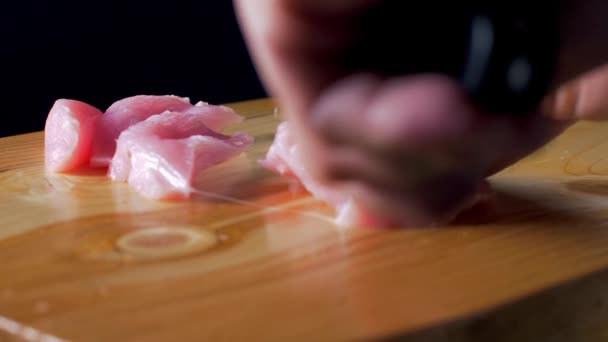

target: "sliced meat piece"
[44,99,103,172]
[91,95,243,167]
[260,122,361,225]
[181,102,244,131]
[110,110,254,200]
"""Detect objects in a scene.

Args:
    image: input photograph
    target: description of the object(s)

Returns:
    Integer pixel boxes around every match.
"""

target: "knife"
[344,1,560,114]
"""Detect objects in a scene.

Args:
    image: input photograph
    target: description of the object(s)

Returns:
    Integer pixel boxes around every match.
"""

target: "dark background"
[0,1,267,137]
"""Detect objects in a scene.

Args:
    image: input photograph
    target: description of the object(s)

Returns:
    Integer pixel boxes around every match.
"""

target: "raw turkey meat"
[44,99,103,172]
[110,110,254,200]
[91,95,243,167]
[260,122,369,226]
[44,94,254,201]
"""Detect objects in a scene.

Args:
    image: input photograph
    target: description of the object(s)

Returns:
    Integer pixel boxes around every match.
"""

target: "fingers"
[544,64,608,120]
[310,74,476,154]
[309,72,559,167]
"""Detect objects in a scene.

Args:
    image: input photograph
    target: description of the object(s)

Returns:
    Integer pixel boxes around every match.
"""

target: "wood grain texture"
[2,99,608,341]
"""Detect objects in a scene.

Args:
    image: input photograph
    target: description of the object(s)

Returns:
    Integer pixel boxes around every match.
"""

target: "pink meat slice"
[260,122,368,225]
[110,110,254,200]
[91,95,243,167]
[44,99,103,172]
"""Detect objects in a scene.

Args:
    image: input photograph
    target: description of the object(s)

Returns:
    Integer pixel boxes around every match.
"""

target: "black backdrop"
[0,1,266,137]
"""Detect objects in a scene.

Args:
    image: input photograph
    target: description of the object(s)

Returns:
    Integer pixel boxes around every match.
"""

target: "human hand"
[235,0,608,226]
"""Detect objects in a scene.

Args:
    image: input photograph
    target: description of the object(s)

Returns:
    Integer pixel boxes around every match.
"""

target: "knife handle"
[344,1,561,114]
[460,2,560,114]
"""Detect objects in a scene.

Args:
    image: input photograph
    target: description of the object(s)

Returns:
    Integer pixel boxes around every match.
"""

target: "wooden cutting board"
[3,99,608,341]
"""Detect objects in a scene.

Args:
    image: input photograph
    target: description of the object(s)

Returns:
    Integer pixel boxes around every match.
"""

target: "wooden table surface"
[3,99,608,341]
